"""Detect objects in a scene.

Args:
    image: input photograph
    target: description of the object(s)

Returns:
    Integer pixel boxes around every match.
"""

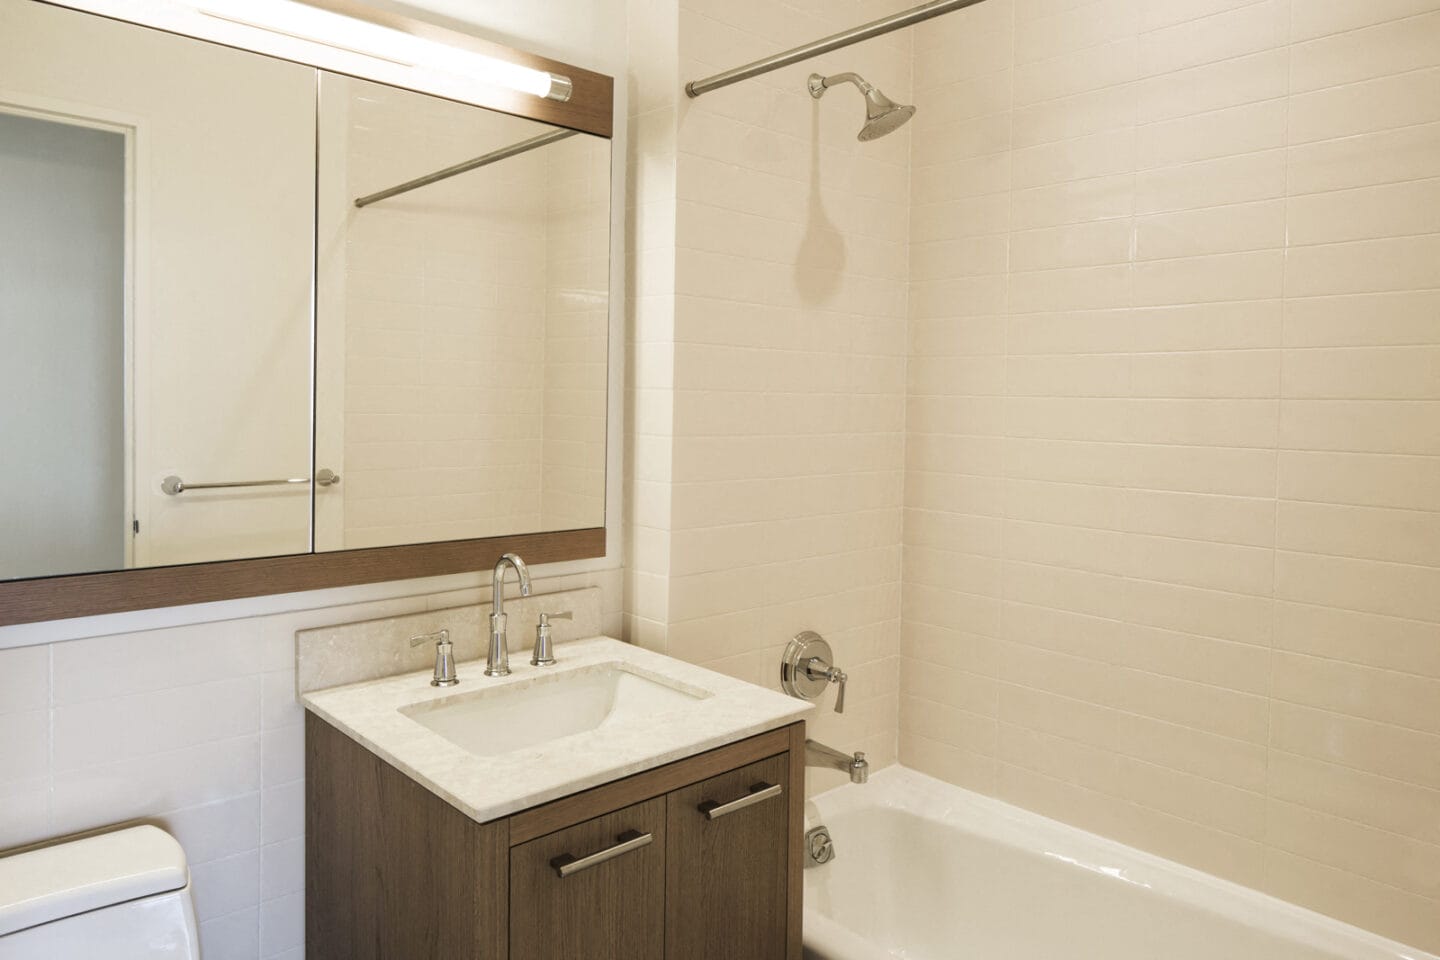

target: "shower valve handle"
[781,632,851,713]
[804,656,848,713]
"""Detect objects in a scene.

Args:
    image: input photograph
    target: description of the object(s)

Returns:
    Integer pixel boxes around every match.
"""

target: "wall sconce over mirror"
[0,0,614,624]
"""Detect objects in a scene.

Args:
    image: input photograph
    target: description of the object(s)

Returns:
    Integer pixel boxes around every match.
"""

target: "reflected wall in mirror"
[315,73,610,552]
[0,0,314,581]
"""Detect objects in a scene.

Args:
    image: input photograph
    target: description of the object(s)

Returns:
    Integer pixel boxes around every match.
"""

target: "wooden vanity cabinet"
[306,714,806,960]
[666,753,791,960]
[510,797,667,960]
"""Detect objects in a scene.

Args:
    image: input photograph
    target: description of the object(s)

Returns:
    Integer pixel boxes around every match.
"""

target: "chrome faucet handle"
[802,656,848,713]
[781,631,850,713]
[409,629,458,687]
[409,629,449,647]
[531,611,573,667]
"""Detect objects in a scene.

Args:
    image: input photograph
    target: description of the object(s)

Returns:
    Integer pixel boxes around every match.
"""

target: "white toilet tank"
[0,825,199,959]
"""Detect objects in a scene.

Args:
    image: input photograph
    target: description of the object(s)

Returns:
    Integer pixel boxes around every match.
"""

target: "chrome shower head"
[807,72,916,142]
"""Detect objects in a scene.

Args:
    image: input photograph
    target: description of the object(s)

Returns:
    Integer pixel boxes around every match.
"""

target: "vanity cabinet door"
[665,753,790,960]
[510,796,666,960]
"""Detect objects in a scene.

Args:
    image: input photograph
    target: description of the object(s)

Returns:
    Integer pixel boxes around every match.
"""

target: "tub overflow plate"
[806,825,835,867]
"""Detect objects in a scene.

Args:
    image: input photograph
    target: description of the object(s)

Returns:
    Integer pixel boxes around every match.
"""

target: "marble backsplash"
[295,586,603,693]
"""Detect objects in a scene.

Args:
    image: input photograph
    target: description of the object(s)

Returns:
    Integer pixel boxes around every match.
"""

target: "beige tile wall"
[623,0,918,778]
[623,0,682,653]
[901,0,1440,949]
[674,0,915,773]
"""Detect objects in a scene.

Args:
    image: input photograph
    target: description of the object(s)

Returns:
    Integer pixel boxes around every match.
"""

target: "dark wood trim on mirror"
[0,528,604,627]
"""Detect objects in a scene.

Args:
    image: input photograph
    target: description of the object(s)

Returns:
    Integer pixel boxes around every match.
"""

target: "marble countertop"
[301,637,813,824]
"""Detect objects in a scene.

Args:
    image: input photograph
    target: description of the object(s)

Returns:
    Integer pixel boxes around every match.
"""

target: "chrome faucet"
[532,610,572,667]
[806,740,869,784]
[409,629,458,687]
[486,552,531,677]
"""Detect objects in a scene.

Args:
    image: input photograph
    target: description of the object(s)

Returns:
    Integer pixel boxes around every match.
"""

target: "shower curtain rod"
[685,0,990,98]
[354,127,579,208]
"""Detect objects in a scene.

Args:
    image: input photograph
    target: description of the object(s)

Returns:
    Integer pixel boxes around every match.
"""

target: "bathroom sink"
[399,664,707,757]
[303,636,813,822]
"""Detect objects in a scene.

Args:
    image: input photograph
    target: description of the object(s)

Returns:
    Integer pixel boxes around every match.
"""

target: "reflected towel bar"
[354,128,579,208]
[161,469,339,496]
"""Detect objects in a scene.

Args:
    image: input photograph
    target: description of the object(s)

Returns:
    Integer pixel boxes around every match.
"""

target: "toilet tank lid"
[0,826,189,936]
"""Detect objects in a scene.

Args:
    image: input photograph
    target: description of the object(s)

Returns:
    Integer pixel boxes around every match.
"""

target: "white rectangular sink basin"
[302,637,813,822]
[399,663,708,757]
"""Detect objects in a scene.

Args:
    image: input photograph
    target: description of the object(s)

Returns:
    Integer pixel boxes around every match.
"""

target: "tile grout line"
[1261,0,1298,892]
[46,643,55,834]
[989,0,1019,787]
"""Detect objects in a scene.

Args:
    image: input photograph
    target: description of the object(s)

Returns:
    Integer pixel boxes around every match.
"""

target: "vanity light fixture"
[191,0,573,101]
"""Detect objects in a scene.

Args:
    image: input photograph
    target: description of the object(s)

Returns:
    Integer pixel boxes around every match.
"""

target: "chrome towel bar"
[161,469,339,496]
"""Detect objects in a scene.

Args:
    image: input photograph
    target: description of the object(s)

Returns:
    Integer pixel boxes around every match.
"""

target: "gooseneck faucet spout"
[486,553,531,677]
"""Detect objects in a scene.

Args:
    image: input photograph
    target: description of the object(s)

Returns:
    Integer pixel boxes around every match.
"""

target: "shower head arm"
[806,70,916,141]
[807,72,872,99]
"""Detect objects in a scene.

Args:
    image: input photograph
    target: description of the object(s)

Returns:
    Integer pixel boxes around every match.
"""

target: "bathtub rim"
[803,765,1438,960]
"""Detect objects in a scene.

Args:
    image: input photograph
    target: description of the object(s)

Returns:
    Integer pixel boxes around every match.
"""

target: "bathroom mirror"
[314,73,611,553]
[0,0,613,623]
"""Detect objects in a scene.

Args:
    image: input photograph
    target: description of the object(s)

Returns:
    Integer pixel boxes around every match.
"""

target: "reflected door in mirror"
[0,0,315,579]
[0,111,126,580]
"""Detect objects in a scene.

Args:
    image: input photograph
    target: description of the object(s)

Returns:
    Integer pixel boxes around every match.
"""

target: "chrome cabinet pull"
[549,829,653,878]
[697,781,783,821]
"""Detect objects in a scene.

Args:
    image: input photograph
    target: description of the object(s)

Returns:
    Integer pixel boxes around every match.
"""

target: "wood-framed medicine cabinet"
[0,0,615,625]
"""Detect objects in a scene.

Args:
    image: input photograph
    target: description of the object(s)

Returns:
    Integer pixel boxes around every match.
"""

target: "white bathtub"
[804,767,1437,960]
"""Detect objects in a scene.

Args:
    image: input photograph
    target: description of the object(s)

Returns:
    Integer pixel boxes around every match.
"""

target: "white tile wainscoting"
[0,570,621,960]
